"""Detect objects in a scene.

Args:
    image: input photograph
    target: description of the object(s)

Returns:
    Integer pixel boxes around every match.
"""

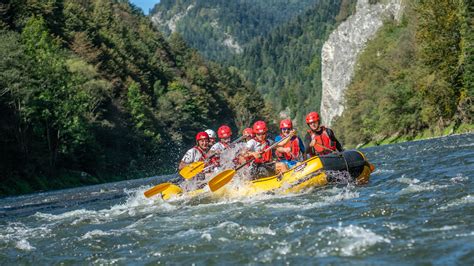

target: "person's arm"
[297,136,305,157]
[303,133,313,158]
[178,149,195,170]
[274,135,290,153]
[327,128,344,152]
[178,161,187,170]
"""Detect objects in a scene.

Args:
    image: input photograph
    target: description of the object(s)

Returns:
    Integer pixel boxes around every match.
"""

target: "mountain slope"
[235,0,355,126]
[151,0,320,62]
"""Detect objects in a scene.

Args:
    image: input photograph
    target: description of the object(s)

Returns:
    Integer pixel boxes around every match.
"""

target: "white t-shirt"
[181,147,205,164]
[210,142,227,153]
[246,139,273,152]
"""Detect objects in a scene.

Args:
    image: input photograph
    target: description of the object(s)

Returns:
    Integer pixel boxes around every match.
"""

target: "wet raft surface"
[0,133,473,264]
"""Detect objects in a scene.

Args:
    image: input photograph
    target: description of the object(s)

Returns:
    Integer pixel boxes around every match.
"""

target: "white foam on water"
[383,222,408,231]
[372,168,395,174]
[32,185,179,228]
[175,228,199,238]
[256,240,293,262]
[284,216,314,233]
[91,258,126,264]
[451,174,468,183]
[397,176,419,184]
[422,225,458,232]
[201,233,212,241]
[396,176,449,195]
[216,221,240,230]
[455,231,474,237]
[247,226,276,236]
[265,201,327,211]
[210,220,276,238]
[33,209,97,221]
[439,195,474,210]
[313,223,390,257]
[15,239,35,251]
[321,186,360,203]
[0,222,51,251]
[80,229,112,240]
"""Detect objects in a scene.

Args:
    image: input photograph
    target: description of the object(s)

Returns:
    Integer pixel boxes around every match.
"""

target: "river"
[0,133,473,264]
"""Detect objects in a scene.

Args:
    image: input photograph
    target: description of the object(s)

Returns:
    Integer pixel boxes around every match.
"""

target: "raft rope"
[340,152,350,174]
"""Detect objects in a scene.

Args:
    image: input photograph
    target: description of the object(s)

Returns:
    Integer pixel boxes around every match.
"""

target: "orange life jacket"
[275,135,300,161]
[308,126,336,156]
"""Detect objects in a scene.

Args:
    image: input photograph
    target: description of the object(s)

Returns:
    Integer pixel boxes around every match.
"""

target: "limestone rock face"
[320,0,403,126]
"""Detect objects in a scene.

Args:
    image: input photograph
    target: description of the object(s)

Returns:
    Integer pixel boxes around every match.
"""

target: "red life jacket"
[193,146,207,161]
[254,139,272,164]
[275,135,300,161]
[308,126,337,156]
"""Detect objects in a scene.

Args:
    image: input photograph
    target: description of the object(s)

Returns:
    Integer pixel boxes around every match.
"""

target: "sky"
[129,0,159,15]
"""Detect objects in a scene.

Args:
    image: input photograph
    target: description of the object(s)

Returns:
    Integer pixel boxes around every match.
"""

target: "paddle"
[178,134,245,180]
[313,142,338,154]
[208,132,295,192]
[144,182,173,198]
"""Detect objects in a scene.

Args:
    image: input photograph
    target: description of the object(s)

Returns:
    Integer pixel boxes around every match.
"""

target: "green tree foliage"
[333,1,473,147]
[0,0,267,196]
[234,0,351,127]
[152,0,320,62]
[152,0,355,127]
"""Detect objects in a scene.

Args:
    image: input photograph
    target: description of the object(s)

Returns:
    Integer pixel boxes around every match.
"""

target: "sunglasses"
[281,128,292,131]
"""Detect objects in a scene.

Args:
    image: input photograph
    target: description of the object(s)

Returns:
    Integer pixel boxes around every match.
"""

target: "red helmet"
[195,131,209,141]
[253,121,268,134]
[243,127,254,137]
[217,125,232,138]
[279,119,293,129]
[306,112,320,124]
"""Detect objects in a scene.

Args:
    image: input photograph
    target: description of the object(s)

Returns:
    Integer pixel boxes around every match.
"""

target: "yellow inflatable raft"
[160,150,374,200]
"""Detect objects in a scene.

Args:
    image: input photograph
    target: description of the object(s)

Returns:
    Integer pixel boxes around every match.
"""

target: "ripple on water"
[396,177,449,195]
[309,223,391,257]
[439,195,474,210]
[0,222,51,251]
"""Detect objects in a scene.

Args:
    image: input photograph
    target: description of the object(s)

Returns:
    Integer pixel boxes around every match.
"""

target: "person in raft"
[178,131,210,174]
[208,125,234,169]
[205,129,217,147]
[275,119,305,169]
[303,111,343,158]
[242,127,254,142]
[241,121,288,179]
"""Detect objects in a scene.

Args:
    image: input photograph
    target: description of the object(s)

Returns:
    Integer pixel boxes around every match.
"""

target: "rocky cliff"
[320,0,403,126]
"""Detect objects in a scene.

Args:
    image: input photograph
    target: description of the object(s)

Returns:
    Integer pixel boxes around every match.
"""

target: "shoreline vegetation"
[358,124,474,148]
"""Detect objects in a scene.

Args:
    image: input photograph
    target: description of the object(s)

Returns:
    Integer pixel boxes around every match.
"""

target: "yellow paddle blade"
[179,161,205,179]
[161,184,183,200]
[144,182,172,198]
[208,169,236,192]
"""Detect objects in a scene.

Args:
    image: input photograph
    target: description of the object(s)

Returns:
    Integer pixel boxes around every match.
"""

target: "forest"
[0,0,268,195]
